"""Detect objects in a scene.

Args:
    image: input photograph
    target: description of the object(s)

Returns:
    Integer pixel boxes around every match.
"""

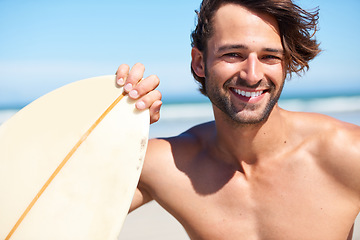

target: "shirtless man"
[117,0,360,239]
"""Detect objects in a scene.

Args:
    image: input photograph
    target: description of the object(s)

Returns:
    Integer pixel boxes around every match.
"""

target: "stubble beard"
[205,72,284,126]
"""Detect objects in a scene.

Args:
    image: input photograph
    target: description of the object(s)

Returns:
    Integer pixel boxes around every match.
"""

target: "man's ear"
[191,47,205,78]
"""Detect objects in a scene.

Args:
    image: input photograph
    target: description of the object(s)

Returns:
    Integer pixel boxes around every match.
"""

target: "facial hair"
[205,71,285,126]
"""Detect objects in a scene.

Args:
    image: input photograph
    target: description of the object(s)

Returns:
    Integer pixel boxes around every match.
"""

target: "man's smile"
[230,87,268,103]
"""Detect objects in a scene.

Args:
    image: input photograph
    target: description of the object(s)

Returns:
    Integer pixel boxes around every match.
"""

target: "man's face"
[201,4,286,125]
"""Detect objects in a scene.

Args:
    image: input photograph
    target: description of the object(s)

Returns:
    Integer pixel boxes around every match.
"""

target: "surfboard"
[0,75,149,240]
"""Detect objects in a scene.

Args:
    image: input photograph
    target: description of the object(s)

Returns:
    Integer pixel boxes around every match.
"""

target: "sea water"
[1,95,360,139]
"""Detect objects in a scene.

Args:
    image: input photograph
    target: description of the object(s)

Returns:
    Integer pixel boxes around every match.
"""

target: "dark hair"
[191,0,321,95]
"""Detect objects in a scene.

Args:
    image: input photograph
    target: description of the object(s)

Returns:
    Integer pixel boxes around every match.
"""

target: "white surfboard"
[0,75,149,240]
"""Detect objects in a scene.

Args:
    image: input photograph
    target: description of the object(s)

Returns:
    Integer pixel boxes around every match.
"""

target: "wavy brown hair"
[191,0,321,95]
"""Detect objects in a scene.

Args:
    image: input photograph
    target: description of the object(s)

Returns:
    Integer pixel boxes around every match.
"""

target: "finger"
[136,99,162,124]
[135,90,162,110]
[124,63,145,93]
[128,74,160,100]
[115,64,130,86]
[149,100,162,124]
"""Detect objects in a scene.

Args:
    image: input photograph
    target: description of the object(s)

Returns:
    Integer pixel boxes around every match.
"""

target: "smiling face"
[192,3,286,125]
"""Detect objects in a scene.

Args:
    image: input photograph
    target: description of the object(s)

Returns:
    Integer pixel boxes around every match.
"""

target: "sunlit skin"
[197,5,286,125]
[126,3,360,240]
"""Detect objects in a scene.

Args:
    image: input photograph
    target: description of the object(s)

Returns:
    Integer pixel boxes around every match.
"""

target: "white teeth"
[234,89,264,98]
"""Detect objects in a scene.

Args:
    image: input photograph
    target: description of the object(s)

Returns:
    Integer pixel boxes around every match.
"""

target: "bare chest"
[163,158,358,240]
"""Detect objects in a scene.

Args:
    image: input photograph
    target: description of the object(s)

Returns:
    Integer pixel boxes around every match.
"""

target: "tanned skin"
[123,4,360,240]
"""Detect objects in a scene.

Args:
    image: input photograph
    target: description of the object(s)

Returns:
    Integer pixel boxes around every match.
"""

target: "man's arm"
[320,120,360,200]
[347,224,354,240]
[337,123,360,198]
[129,185,154,213]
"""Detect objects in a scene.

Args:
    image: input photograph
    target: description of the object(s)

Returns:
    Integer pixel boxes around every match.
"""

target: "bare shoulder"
[287,111,360,194]
[145,121,215,160]
[285,110,360,147]
[297,112,360,158]
[139,121,216,195]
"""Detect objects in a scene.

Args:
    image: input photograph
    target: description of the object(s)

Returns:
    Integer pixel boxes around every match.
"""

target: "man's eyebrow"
[263,47,284,54]
[216,44,284,54]
[217,44,247,52]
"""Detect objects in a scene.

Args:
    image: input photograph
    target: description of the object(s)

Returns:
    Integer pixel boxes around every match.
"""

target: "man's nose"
[239,53,264,85]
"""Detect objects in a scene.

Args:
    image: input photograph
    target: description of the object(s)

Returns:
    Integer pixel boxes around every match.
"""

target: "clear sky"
[0,0,359,107]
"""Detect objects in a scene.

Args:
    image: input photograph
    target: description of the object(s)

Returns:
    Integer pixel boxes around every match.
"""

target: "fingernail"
[124,83,132,92]
[117,78,124,85]
[136,101,146,110]
[129,90,139,99]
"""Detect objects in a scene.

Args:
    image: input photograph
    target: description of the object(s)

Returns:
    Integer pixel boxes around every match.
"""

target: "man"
[117,0,360,239]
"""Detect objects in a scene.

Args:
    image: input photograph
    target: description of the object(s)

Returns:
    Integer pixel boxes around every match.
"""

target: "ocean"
[1,95,360,139]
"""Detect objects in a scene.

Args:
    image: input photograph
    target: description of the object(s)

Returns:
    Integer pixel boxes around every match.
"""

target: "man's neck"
[211,105,288,170]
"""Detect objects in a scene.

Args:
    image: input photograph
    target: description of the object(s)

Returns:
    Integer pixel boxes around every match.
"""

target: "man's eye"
[225,53,240,58]
[221,53,244,63]
[222,53,245,61]
[264,55,279,59]
[262,55,282,63]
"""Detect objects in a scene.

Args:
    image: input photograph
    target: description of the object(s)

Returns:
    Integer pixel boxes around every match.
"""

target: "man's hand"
[115,63,162,124]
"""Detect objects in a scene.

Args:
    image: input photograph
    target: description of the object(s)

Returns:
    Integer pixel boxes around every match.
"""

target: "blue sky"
[0,0,359,108]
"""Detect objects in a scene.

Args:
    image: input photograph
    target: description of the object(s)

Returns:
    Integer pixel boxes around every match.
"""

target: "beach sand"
[119,202,189,239]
